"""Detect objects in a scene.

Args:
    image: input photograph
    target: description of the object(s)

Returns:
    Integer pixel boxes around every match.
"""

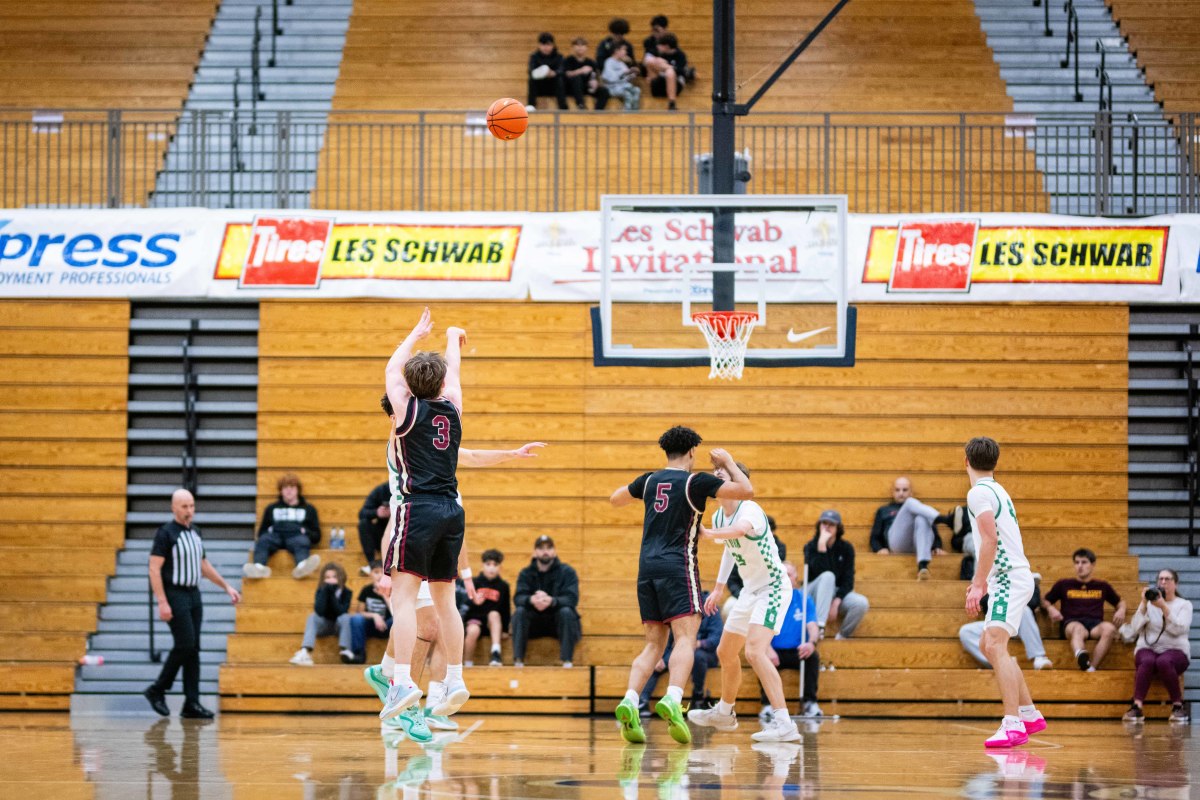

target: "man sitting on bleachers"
[511,535,581,667]
[527,32,568,111]
[1041,548,1126,671]
[356,481,390,576]
[869,476,958,580]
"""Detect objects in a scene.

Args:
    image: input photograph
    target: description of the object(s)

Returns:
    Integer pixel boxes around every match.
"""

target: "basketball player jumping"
[963,436,1047,748]
[688,461,800,742]
[610,426,753,744]
[379,308,472,723]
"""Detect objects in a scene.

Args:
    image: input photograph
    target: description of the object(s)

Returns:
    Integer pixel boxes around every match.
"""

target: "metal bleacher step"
[128,345,258,359]
[127,429,258,442]
[125,511,257,526]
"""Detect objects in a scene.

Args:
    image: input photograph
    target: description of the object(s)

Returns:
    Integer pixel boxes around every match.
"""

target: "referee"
[143,489,241,718]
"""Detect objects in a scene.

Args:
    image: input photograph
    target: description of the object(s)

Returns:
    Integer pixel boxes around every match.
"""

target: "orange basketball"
[486,98,528,140]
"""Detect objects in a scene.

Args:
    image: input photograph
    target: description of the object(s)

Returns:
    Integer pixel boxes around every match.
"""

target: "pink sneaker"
[1021,715,1046,735]
[984,723,1028,749]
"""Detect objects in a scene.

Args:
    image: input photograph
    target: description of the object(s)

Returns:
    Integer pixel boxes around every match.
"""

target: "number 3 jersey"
[387,396,462,499]
[628,469,724,579]
[966,477,1030,580]
[712,500,784,593]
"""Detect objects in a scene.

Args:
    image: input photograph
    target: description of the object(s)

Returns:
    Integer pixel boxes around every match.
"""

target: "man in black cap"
[803,509,869,639]
[511,535,581,667]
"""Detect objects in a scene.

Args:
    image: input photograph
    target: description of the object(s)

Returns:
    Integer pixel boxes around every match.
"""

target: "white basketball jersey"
[966,477,1030,579]
[711,500,785,593]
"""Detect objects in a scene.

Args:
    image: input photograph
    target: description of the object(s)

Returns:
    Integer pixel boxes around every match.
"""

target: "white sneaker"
[687,705,738,732]
[1032,656,1053,670]
[292,554,321,579]
[751,711,801,742]
[339,649,356,663]
[802,701,823,718]
[379,682,422,721]
[242,562,271,579]
[562,661,573,669]
[432,679,469,716]
[289,648,313,666]
[524,104,535,112]
[359,565,372,577]
[513,661,524,668]
[758,705,774,724]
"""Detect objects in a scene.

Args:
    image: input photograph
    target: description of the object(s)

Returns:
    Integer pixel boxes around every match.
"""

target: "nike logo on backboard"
[786,326,830,343]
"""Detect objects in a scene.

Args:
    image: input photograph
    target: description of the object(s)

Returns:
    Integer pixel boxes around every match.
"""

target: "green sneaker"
[393,755,432,787]
[617,742,646,787]
[363,665,389,703]
[396,704,433,743]
[615,698,647,743]
[655,696,692,744]
[423,707,459,731]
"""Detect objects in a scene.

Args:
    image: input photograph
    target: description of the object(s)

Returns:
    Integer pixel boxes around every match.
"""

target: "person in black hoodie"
[462,549,512,666]
[511,535,581,667]
[803,510,870,638]
[357,481,391,575]
[244,472,322,580]
[290,562,352,665]
[527,32,568,110]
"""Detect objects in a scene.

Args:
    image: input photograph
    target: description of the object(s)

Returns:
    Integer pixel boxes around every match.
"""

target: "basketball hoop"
[692,310,758,380]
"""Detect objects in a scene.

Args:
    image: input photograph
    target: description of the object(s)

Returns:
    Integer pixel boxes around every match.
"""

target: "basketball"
[486,97,528,140]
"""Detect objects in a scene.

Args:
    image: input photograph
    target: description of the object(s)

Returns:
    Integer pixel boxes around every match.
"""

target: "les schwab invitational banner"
[0,208,1197,302]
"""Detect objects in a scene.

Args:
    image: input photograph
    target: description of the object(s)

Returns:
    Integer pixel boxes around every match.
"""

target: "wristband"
[460,568,473,580]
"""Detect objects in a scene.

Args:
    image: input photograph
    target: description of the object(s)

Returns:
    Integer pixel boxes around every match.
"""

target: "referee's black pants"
[152,587,203,703]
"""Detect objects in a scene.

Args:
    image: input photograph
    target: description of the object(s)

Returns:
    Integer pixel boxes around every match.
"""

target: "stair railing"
[1186,337,1198,556]
[1126,112,1140,214]
[251,7,264,135]
[1033,0,1052,37]
[180,321,199,496]
[1061,0,1082,102]
[269,0,282,68]
[1096,39,1114,115]
[230,72,245,207]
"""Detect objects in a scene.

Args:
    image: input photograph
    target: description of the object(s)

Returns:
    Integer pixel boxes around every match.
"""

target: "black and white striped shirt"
[150,521,206,589]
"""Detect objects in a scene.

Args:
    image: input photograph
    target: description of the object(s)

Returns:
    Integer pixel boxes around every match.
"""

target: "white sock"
[426,680,445,708]
[1018,704,1039,718]
[445,664,463,683]
[666,685,683,704]
[624,689,640,706]
[381,654,395,678]
[394,664,412,686]
[1003,714,1024,728]
[716,700,734,715]
[1074,649,1085,656]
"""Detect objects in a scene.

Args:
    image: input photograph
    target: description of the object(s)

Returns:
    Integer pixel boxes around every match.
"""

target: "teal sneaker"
[424,707,459,731]
[363,665,389,703]
[655,696,692,744]
[393,755,432,787]
[615,698,647,744]
[396,704,433,743]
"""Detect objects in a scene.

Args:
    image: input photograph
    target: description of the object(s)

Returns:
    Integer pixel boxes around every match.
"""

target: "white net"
[692,311,759,380]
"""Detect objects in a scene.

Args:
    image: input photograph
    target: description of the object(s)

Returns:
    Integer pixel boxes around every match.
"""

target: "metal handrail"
[1187,340,1198,556]
[1033,0,1052,37]
[270,0,281,68]
[180,323,199,496]
[1062,0,1082,102]
[1127,112,1140,214]
[1096,39,1114,114]
[251,8,263,135]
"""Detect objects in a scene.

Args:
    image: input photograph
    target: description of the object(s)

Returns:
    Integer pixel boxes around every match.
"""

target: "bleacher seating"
[1108,0,1200,113]
[211,298,1164,717]
[0,300,129,710]
[316,0,1047,212]
[0,0,217,207]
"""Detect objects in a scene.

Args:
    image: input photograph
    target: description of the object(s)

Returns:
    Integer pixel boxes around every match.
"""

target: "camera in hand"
[1144,587,1161,602]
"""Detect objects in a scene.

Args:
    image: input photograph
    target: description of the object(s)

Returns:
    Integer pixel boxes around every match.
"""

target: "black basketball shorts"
[383,495,465,582]
[637,570,702,625]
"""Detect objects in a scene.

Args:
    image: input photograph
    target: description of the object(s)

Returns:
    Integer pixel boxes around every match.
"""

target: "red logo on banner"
[239,217,333,288]
[888,220,978,292]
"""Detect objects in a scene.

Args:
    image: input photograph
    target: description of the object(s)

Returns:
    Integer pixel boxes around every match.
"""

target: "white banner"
[0,210,216,297]
[0,208,1198,303]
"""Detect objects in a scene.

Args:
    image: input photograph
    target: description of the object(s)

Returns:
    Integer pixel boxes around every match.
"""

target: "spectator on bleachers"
[637,590,722,715]
[804,510,869,639]
[511,535,581,668]
[595,18,634,73]
[761,562,822,719]
[1041,548,1126,671]
[244,473,321,580]
[290,562,352,665]
[722,515,786,619]
[643,14,691,110]
[527,32,568,111]
[348,560,391,664]
[463,549,511,666]
[601,42,642,110]
[1123,569,1193,724]
[563,37,610,110]
[356,482,390,576]
[960,591,1053,671]
[869,477,956,580]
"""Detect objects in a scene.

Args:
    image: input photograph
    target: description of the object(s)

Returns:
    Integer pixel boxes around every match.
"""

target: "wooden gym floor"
[1,712,1194,799]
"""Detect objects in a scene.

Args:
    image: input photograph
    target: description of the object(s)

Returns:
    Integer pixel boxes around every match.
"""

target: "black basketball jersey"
[629,468,724,578]
[388,396,462,498]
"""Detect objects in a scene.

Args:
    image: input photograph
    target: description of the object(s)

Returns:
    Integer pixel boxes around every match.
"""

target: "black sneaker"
[1076,651,1091,671]
[1170,704,1190,724]
[180,702,215,719]
[1122,704,1144,723]
[143,686,170,717]
[489,650,502,667]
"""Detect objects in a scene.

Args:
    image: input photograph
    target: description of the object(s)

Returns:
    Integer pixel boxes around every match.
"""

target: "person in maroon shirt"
[1042,548,1126,671]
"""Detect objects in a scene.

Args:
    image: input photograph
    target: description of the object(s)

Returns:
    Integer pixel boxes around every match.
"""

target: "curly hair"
[481,548,504,565]
[658,425,702,458]
[404,351,447,400]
